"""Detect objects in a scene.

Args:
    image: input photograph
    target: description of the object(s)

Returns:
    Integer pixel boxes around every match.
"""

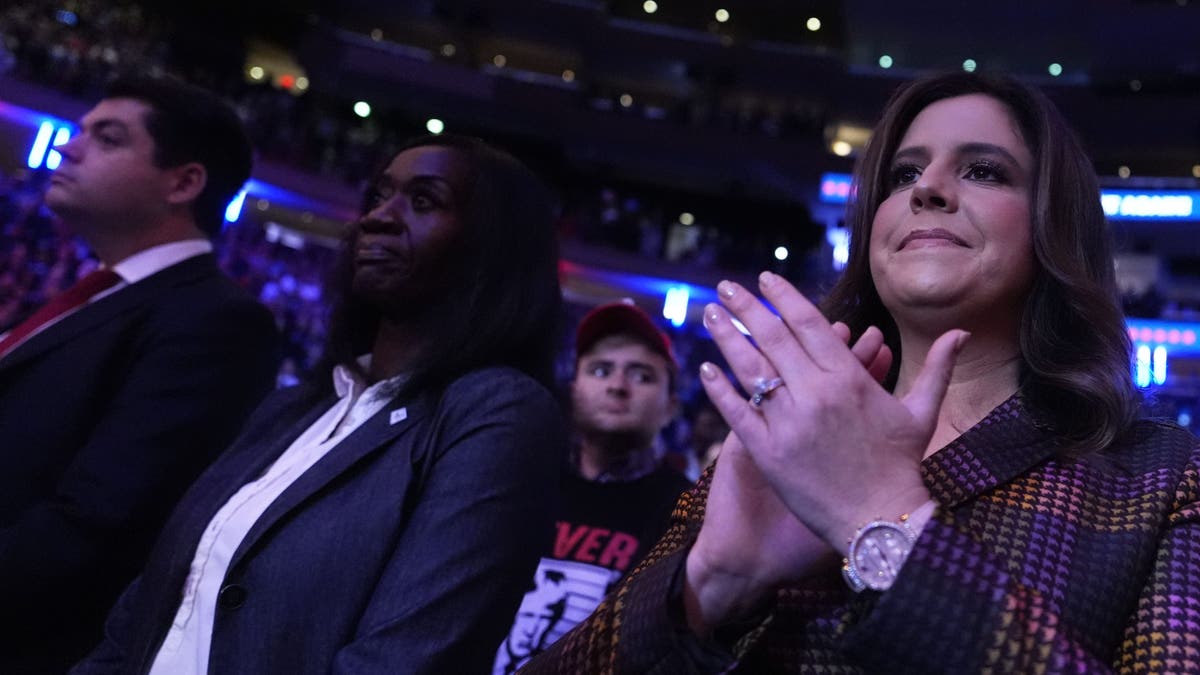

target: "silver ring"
[750,377,785,407]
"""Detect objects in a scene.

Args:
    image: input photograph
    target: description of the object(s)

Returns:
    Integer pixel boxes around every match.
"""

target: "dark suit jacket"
[0,253,279,673]
[73,365,565,675]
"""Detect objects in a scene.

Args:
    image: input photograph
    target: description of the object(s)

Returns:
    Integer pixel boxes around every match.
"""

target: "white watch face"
[850,522,914,591]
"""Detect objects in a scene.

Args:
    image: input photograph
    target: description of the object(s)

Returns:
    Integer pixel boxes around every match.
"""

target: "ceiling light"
[806,17,821,31]
[426,118,444,134]
[643,0,658,13]
[679,212,695,226]
[715,9,730,22]
[353,101,371,118]
[878,55,893,69]
[962,59,977,72]
[1048,63,1063,77]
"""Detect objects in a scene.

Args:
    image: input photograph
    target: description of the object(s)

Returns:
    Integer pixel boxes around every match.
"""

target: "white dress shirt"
[148,362,404,675]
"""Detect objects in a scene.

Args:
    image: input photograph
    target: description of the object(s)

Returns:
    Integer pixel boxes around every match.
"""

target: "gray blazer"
[73,365,565,675]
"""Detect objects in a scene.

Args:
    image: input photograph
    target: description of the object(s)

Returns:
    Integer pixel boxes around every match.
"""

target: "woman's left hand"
[700,272,967,554]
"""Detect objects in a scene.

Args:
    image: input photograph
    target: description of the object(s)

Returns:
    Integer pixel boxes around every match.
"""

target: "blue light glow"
[27,122,54,169]
[819,173,853,204]
[663,286,689,327]
[44,127,71,170]
[224,189,248,223]
[1153,346,1168,386]
[1135,345,1151,388]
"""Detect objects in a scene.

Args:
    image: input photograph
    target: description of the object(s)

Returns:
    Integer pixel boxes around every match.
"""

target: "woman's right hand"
[683,324,893,635]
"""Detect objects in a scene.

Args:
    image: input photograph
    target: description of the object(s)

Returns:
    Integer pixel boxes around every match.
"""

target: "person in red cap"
[493,300,691,674]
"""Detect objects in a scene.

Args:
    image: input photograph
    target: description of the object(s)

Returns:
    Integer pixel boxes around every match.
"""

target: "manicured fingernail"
[704,303,721,326]
[759,270,779,287]
[956,331,971,350]
[717,280,736,299]
[700,362,719,380]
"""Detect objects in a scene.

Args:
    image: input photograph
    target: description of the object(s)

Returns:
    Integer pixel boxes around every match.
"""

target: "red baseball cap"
[575,300,677,369]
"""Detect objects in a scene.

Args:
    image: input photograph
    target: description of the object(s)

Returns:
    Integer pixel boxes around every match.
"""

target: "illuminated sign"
[1101,191,1198,221]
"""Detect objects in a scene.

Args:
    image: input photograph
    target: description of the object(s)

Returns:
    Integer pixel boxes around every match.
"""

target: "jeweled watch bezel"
[841,519,918,592]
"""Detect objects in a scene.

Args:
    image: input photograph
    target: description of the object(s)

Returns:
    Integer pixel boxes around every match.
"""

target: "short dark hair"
[104,75,252,237]
[319,134,563,395]
[821,71,1138,456]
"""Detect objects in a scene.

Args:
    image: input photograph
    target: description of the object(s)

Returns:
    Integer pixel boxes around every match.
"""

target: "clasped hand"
[683,272,966,631]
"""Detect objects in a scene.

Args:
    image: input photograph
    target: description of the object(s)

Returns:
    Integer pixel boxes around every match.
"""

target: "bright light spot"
[643,0,658,14]
[1130,79,1143,92]
[353,101,371,118]
[370,28,383,41]
[663,286,689,327]
[619,93,633,107]
[1180,411,1192,427]
[26,122,54,169]
[440,43,456,57]
[45,127,70,170]
[878,55,893,69]
[679,212,695,226]
[716,9,731,22]
[774,246,789,261]
[962,59,977,72]
[493,54,507,67]
[425,118,445,134]
[826,227,849,270]
[806,16,820,31]
[562,69,575,82]
[278,74,295,89]
[1153,346,1168,385]
[248,66,265,81]
[1193,164,1200,178]
[295,76,309,91]
[1135,345,1151,388]
[1048,63,1063,77]
[1118,165,1131,179]
[225,189,247,223]
[831,140,853,157]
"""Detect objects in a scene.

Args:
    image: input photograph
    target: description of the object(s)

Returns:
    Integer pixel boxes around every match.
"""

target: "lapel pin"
[389,407,408,425]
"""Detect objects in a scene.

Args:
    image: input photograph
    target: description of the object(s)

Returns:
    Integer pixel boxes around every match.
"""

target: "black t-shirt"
[493,465,691,674]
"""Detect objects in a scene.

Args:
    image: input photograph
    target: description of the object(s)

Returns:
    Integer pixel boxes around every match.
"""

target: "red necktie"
[0,268,123,358]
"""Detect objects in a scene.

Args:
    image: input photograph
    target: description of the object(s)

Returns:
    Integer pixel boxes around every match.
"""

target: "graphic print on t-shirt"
[493,557,621,674]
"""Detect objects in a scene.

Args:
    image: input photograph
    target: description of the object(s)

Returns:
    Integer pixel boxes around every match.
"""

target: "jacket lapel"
[226,394,433,568]
[0,255,216,374]
[921,393,1060,508]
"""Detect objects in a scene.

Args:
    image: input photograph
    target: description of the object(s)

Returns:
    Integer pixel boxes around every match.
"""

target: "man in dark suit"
[0,76,279,673]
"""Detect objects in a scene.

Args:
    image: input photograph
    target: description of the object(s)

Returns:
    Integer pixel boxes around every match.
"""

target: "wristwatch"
[841,515,918,593]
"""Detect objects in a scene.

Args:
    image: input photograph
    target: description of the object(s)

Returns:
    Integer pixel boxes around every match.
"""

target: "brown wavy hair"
[820,72,1138,455]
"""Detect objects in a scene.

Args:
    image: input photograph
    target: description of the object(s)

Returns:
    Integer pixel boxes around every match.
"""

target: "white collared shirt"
[0,239,212,346]
[148,362,406,675]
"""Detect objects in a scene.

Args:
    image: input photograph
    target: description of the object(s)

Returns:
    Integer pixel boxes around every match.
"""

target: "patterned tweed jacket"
[523,396,1200,674]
